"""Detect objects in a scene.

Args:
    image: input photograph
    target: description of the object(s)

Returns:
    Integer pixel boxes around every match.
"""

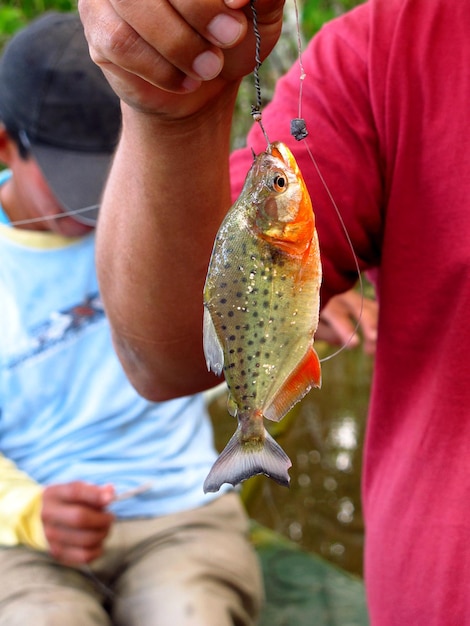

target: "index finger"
[44,482,115,508]
[80,0,247,93]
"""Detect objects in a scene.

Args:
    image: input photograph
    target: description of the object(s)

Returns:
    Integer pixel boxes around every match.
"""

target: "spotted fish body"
[203,142,322,493]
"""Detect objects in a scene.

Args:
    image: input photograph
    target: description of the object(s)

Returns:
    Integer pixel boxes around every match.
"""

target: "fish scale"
[203,142,322,493]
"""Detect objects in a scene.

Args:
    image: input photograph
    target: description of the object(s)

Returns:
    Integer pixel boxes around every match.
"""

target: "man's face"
[7,150,95,237]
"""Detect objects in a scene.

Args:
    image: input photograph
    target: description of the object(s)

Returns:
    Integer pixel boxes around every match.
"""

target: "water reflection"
[208,343,373,577]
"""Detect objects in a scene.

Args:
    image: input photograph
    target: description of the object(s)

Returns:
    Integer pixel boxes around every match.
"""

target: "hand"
[316,289,378,356]
[41,482,115,565]
[78,0,285,115]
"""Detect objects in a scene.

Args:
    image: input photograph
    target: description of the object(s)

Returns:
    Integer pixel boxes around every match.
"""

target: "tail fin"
[203,427,292,493]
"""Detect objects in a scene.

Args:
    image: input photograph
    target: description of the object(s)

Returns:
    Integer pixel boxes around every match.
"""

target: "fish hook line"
[292,0,306,121]
[250,0,271,147]
[8,205,99,228]
[303,138,364,363]
[289,0,364,362]
[290,0,308,142]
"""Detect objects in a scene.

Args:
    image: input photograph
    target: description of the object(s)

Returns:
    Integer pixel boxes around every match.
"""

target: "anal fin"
[264,345,322,422]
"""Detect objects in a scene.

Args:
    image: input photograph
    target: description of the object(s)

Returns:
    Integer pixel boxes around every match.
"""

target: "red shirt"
[231,1,470,622]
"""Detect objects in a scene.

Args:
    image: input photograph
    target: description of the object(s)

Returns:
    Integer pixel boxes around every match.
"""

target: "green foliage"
[0,0,75,47]
[302,0,365,38]
[1,0,75,22]
[302,0,336,37]
[0,6,26,46]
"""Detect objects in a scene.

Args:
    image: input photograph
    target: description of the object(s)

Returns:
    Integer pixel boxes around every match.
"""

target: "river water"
[208,343,373,577]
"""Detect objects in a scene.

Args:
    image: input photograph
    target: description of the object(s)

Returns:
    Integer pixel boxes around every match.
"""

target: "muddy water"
[208,344,373,577]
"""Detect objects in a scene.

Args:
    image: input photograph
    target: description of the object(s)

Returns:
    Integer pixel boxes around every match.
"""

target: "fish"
[203,141,322,493]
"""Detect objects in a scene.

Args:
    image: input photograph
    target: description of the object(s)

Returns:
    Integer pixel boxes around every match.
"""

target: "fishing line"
[8,205,99,228]
[289,0,364,362]
[293,0,306,121]
[250,0,270,146]
[303,138,364,362]
[290,0,308,140]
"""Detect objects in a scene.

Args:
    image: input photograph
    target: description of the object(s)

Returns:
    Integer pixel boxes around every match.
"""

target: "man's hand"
[317,289,378,356]
[78,0,285,115]
[41,482,115,565]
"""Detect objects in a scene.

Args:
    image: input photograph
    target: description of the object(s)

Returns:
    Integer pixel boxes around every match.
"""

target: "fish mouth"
[267,142,300,175]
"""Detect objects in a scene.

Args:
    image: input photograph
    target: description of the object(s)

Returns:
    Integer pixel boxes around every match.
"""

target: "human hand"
[41,481,115,565]
[316,289,378,356]
[78,0,285,115]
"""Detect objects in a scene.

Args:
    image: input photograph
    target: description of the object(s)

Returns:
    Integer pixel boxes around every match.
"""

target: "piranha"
[203,141,322,493]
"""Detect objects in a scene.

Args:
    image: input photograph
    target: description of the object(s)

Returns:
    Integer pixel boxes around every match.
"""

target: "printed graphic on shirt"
[7,293,104,368]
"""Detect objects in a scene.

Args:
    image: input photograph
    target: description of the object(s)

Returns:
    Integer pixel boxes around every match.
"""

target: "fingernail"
[207,14,243,45]
[193,50,223,80]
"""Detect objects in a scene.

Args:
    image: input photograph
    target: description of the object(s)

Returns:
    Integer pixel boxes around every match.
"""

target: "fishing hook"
[250,0,270,147]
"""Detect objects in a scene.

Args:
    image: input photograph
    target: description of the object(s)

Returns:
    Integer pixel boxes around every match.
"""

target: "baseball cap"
[0,12,121,225]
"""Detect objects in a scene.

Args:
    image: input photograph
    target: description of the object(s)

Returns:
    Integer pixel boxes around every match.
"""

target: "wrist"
[120,81,240,143]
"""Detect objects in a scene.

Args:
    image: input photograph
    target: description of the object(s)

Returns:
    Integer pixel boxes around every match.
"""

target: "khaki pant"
[0,493,263,626]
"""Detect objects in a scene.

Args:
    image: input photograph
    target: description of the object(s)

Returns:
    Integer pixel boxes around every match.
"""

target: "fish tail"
[203,426,292,493]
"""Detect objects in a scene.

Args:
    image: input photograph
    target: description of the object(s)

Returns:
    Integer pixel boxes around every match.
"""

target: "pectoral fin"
[203,307,224,376]
[264,345,321,422]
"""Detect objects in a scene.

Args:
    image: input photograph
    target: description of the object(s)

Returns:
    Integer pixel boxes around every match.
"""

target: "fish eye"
[272,172,287,193]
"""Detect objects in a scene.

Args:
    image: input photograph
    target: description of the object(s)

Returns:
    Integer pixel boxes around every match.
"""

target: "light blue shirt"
[0,171,226,517]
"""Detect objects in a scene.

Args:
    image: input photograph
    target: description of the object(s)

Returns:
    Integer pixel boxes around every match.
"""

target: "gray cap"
[0,12,121,225]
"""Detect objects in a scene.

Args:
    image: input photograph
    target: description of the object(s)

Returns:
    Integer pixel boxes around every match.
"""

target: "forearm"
[97,97,237,400]
[81,0,285,399]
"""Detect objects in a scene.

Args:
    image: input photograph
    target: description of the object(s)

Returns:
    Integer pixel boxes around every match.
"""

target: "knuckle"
[106,20,142,59]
